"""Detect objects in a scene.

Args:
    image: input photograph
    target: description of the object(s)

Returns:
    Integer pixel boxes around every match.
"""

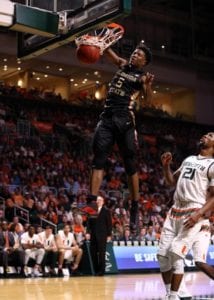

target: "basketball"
[76,44,100,64]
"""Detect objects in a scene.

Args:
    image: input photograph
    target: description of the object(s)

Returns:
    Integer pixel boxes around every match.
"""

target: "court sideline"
[0,271,213,300]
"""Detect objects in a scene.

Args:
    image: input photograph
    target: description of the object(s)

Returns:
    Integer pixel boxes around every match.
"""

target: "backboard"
[17,0,132,59]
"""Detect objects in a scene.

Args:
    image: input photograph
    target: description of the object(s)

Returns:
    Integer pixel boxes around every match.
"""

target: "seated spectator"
[112,212,122,227]
[56,224,83,277]
[21,225,45,277]
[112,222,123,242]
[0,220,15,277]
[115,200,127,218]
[33,226,41,234]
[153,222,161,241]
[12,187,24,207]
[121,227,134,245]
[44,206,58,224]
[23,192,35,210]
[107,175,121,190]
[38,225,58,277]
[145,225,156,244]
[72,214,86,246]
[137,227,147,243]
[9,216,24,232]
[10,222,26,277]
[4,198,15,222]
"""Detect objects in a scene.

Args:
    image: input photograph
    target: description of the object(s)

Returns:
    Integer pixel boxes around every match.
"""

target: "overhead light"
[36,77,40,80]
[3,65,7,71]
[17,79,23,87]
[84,78,88,82]
[153,90,157,94]
[3,58,7,62]
[17,67,21,71]
[32,72,35,75]
[46,65,50,69]
[70,78,74,82]
[82,81,86,84]
[44,74,48,78]
[96,80,100,84]
[95,90,102,100]
[59,68,63,71]
[17,60,21,64]
[74,83,78,86]
[141,40,144,43]
[94,71,99,75]
[161,45,165,49]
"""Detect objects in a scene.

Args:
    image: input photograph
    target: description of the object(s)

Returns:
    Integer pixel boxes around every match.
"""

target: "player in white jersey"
[21,225,45,277]
[56,224,83,276]
[38,225,58,276]
[157,132,214,300]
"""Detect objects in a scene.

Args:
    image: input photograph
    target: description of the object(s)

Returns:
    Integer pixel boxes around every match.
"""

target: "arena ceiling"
[0,0,213,94]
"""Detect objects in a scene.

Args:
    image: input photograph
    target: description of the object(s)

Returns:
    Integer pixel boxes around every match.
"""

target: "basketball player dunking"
[158,132,214,300]
[88,41,154,230]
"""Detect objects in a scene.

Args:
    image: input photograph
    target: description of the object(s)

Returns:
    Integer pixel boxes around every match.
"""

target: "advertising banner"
[113,245,214,270]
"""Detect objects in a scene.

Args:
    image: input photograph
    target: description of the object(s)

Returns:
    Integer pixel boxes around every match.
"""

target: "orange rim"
[107,23,124,33]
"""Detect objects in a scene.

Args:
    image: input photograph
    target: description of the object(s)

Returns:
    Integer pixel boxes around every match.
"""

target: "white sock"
[165,284,171,294]
[170,290,178,296]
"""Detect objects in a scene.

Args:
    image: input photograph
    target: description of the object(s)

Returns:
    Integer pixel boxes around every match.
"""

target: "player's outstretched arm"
[104,47,127,67]
[161,152,179,186]
[142,72,154,103]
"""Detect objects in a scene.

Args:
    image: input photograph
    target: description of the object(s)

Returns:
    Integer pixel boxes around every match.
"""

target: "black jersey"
[104,64,145,114]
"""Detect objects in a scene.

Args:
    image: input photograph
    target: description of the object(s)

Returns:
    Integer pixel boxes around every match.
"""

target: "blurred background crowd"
[0,83,213,277]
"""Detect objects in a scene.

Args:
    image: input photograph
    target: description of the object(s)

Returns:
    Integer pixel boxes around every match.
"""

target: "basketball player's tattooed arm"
[104,47,127,67]
[161,152,180,186]
[184,186,214,228]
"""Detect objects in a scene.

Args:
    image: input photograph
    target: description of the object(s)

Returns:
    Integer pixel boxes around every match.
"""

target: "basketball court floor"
[0,271,213,300]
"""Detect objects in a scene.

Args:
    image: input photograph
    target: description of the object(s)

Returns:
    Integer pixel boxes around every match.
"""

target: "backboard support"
[17,0,132,60]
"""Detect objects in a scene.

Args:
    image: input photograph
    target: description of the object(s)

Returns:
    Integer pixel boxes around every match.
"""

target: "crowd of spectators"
[0,83,214,277]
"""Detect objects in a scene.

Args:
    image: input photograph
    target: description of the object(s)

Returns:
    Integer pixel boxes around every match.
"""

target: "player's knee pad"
[123,157,137,175]
[157,254,172,273]
[171,252,184,274]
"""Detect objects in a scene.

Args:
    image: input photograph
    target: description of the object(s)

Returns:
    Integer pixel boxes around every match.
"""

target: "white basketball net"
[75,23,124,55]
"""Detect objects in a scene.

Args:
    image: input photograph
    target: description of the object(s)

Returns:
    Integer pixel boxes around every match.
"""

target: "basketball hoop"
[75,23,124,55]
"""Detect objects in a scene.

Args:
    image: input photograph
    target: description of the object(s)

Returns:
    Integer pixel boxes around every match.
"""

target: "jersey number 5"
[115,77,125,88]
[182,167,196,180]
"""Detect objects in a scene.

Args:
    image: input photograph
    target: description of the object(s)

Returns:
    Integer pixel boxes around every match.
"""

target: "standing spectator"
[21,225,45,277]
[86,195,112,276]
